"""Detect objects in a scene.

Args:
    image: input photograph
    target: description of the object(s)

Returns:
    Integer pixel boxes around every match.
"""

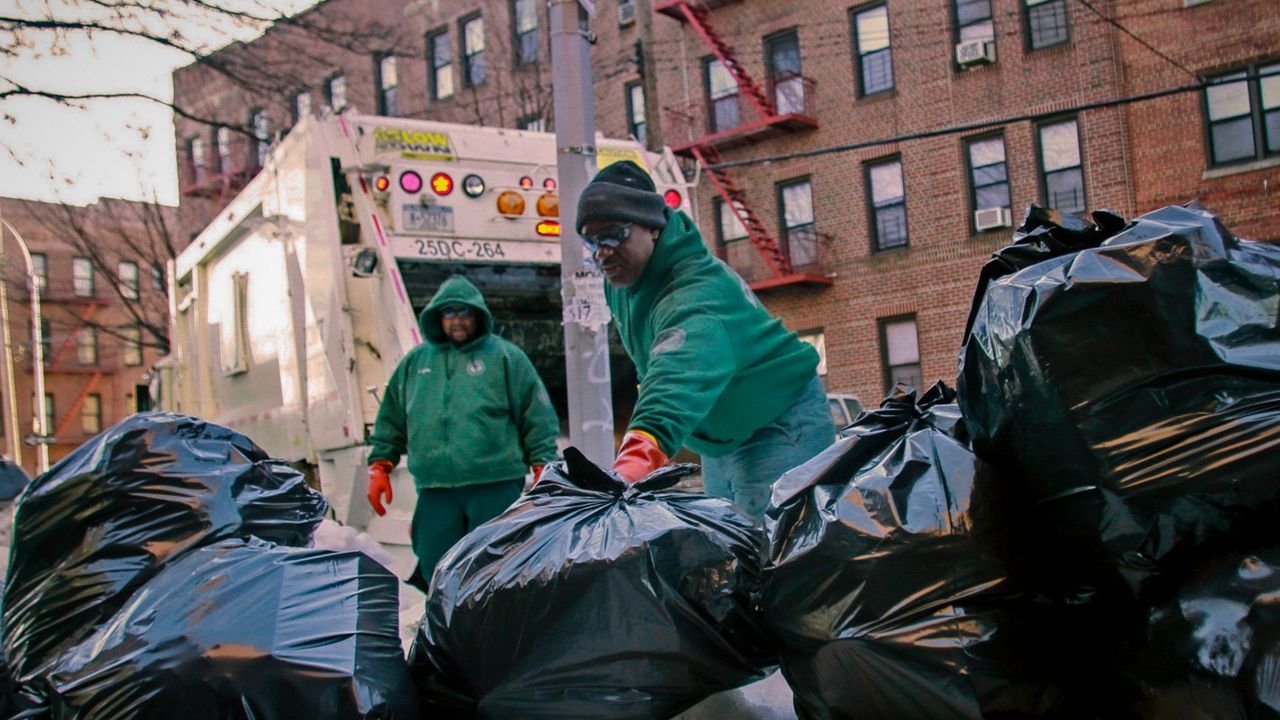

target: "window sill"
[1203,155,1280,180]
[857,88,897,103]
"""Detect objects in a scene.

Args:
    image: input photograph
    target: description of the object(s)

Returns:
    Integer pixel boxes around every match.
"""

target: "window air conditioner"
[956,40,996,67]
[618,1,636,26]
[974,206,1012,231]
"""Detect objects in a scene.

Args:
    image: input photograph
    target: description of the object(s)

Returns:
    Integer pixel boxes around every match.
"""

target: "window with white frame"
[326,74,348,112]
[513,0,539,65]
[880,316,922,393]
[1037,117,1085,214]
[1024,0,1069,50]
[853,4,894,95]
[123,325,143,366]
[867,158,907,250]
[30,252,46,295]
[428,28,455,100]
[626,82,646,145]
[118,260,139,300]
[73,257,94,297]
[81,393,102,434]
[77,326,97,365]
[1204,62,1280,165]
[967,134,1010,218]
[377,55,399,116]
[462,15,486,87]
[216,127,233,172]
[189,136,208,184]
[251,109,270,166]
[294,91,312,124]
[705,58,740,132]
[779,178,817,266]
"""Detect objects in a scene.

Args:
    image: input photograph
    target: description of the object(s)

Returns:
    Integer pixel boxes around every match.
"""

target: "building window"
[33,394,53,436]
[880,316,922,393]
[517,115,546,132]
[189,136,208,184]
[867,157,907,250]
[123,325,143,366]
[81,393,102,434]
[1204,62,1280,166]
[618,0,636,25]
[216,127,233,172]
[966,134,1010,218]
[705,58,740,133]
[461,15,486,87]
[955,0,994,43]
[38,319,51,365]
[151,263,165,292]
[326,74,348,113]
[73,257,94,297]
[766,30,804,115]
[377,55,399,116]
[626,82,646,145]
[716,198,749,245]
[118,260,139,300]
[778,178,817,267]
[30,252,46,295]
[1037,117,1085,214]
[293,91,312,124]
[512,0,538,65]
[77,327,97,365]
[250,109,270,166]
[1024,0,1069,50]
[797,330,828,376]
[853,4,894,96]
[428,28,455,100]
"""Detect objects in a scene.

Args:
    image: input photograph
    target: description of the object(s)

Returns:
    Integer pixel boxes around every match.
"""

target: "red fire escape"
[657,0,829,291]
[181,134,260,203]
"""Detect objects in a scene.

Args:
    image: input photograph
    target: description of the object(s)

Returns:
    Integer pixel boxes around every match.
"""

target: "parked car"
[827,393,864,430]
[0,457,31,502]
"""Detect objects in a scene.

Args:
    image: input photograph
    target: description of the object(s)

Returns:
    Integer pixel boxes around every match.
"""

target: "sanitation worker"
[366,274,559,586]
[576,160,833,520]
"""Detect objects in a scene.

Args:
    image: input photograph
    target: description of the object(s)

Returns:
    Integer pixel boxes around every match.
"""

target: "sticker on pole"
[563,269,611,331]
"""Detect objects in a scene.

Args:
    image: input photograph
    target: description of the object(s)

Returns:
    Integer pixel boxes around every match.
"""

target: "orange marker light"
[536,220,561,237]
[497,190,526,215]
[536,193,559,218]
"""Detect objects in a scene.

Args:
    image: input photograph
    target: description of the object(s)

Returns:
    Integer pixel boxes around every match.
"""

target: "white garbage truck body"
[160,113,689,544]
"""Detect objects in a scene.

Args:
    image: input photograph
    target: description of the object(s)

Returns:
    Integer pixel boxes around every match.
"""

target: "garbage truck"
[157,112,691,544]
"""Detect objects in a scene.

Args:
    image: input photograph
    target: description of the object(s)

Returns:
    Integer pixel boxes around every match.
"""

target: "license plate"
[402,204,455,234]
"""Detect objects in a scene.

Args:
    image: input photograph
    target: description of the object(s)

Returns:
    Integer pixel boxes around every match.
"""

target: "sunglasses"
[441,307,474,319]
[580,223,633,253]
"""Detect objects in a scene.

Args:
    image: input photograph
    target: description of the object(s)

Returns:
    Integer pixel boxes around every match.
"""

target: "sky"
[0,0,317,207]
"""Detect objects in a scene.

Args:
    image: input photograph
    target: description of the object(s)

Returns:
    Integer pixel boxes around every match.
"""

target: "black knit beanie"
[575,160,669,234]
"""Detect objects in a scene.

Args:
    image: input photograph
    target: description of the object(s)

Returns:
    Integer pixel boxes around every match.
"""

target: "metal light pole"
[550,0,614,465]
[0,216,51,473]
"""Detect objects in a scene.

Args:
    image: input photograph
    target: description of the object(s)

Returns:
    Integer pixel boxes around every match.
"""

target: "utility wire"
[708,75,1238,171]
[1070,0,1202,82]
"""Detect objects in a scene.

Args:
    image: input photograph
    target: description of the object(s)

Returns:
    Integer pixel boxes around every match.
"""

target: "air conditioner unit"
[955,40,996,67]
[974,206,1012,232]
[618,1,636,26]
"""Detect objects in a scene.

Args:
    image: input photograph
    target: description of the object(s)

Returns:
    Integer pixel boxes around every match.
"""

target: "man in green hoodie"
[366,275,559,585]
[576,160,833,520]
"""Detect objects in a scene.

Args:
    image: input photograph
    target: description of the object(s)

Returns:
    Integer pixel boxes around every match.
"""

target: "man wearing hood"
[576,160,833,521]
[366,275,559,584]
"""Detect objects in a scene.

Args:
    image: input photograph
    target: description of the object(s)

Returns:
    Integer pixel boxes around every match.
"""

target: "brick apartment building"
[171,0,1279,415]
[0,198,171,476]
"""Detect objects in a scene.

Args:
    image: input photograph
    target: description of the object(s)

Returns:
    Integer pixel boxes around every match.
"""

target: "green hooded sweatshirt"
[368,275,559,488]
[605,207,820,458]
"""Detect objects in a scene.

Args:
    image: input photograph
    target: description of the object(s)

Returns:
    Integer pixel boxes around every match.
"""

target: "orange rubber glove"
[532,464,545,485]
[612,430,669,484]
[367,460,394,516]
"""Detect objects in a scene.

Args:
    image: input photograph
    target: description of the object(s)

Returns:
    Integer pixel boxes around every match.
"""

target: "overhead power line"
[1070,0,1202,82]
[708,75,1238,171]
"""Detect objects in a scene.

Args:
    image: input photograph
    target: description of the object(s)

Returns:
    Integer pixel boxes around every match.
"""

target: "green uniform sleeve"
[508,349,560,466]
[629,307,736,457]
[368,360,409,466]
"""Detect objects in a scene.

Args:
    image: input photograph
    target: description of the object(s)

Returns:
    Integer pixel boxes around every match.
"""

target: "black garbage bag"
[957,204,1280,601]
[2,411,329,682]
[1131,547,1280,719]
[761,383,1064,720]
[41,538,417,719]
[408,448,773,720]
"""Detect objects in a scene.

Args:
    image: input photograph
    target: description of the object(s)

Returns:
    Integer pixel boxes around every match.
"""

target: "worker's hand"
[367,460,394,516]
[531,464,545,485]
[612,430,669,484]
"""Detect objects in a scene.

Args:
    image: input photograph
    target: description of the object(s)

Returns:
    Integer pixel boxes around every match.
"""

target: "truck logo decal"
[373,127,455,161]
[466,359,486,376]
